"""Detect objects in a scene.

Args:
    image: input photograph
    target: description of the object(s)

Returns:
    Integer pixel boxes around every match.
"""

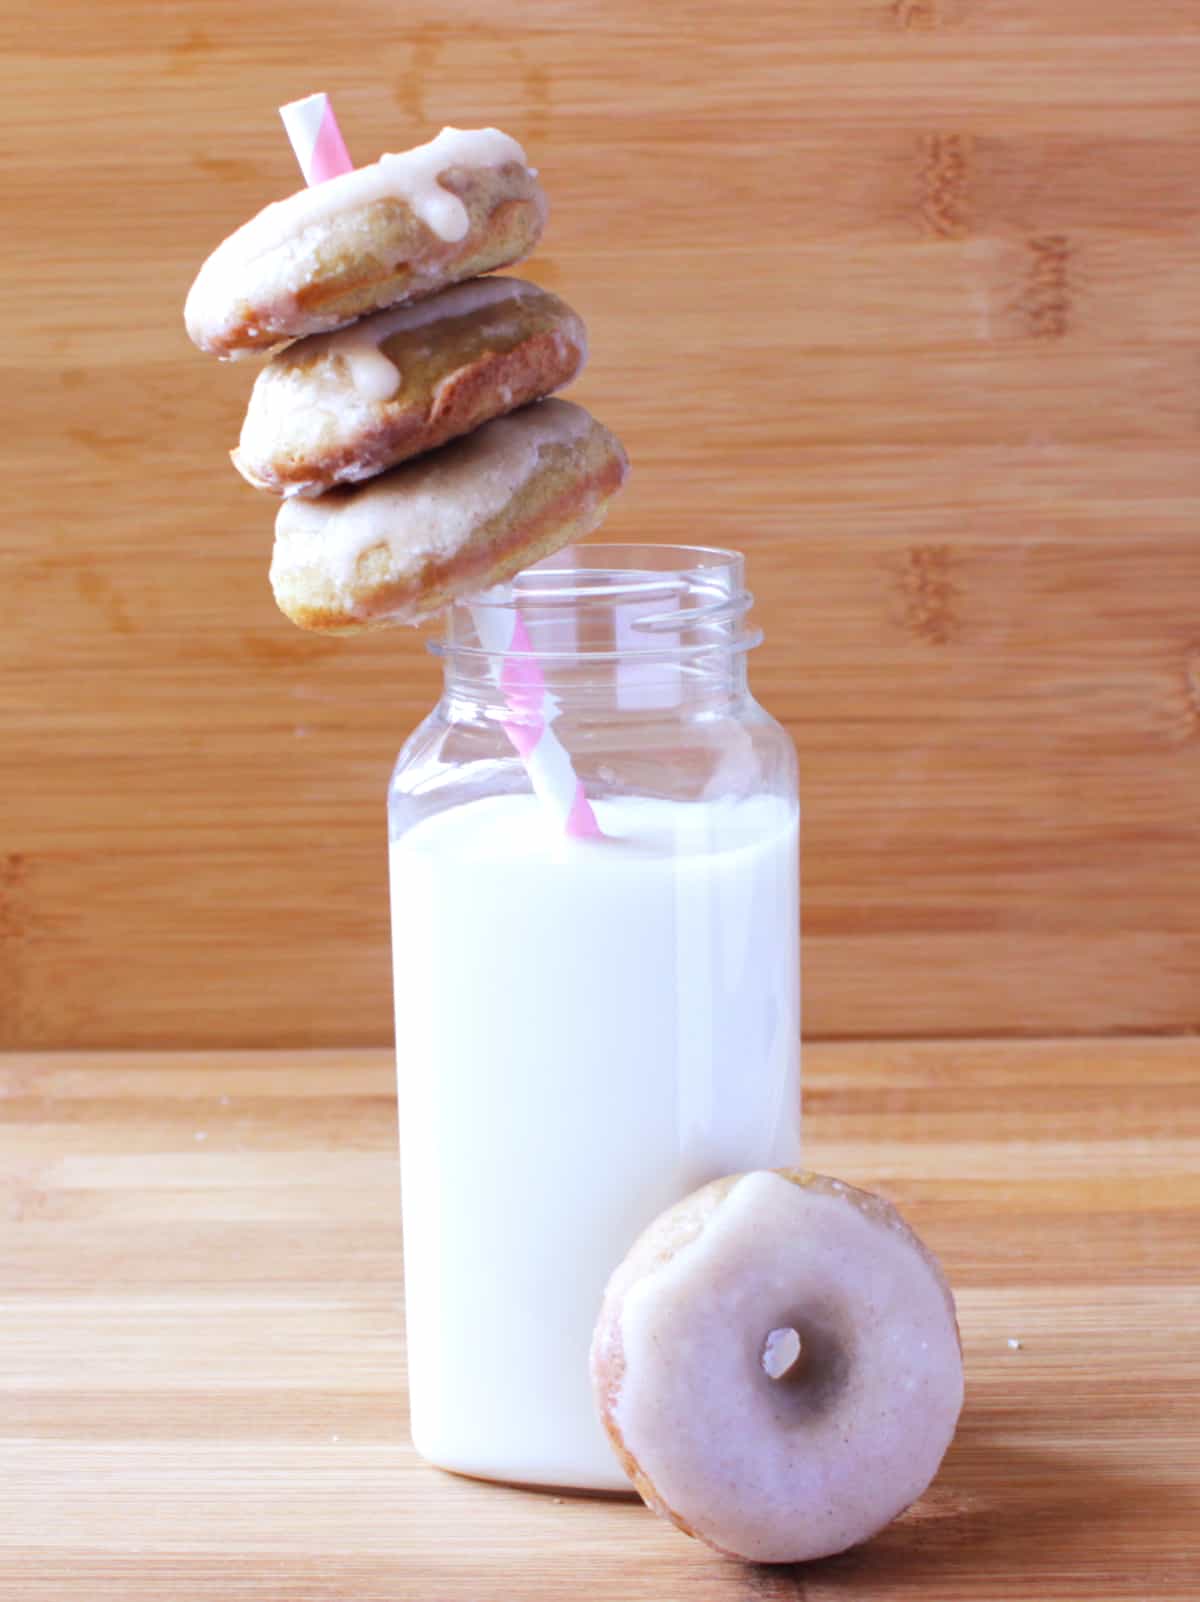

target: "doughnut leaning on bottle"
[184,125,628,632]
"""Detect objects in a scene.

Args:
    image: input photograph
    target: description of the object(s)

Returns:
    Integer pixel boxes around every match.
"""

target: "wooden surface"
[3,3,1200,1047]
[1,1038,1197,1599]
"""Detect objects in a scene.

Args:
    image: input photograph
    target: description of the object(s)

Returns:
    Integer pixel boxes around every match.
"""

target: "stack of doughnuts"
[184,126,628,632]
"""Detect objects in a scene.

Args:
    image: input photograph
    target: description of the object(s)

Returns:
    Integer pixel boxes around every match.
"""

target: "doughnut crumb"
[761,1326,804,1381]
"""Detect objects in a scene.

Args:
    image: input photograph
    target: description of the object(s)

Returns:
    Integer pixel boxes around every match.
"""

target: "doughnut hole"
[755,1308,851,1418]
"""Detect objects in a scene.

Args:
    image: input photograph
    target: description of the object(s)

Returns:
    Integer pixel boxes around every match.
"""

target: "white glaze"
[308,277,541,402]
[333,333,405,403]
[612,1172,964,1562]
[240,126,522,254]
[391,795,802,1489]
[272,398,593,595]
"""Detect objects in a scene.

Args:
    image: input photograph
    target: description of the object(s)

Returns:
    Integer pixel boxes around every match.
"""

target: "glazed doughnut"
[233,278,587,498]
[185,127,546,357]
[590,1170,964,1564]
[270,399,629,633]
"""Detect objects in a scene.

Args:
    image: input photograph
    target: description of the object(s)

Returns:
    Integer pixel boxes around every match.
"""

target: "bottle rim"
[431,543,762,664]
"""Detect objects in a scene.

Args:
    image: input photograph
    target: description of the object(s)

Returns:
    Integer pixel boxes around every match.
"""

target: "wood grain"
[2,1,1198,1047]
[0,1039,1197,1599]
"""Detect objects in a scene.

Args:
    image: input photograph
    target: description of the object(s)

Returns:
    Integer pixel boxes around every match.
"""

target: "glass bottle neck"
[433,543,761,720]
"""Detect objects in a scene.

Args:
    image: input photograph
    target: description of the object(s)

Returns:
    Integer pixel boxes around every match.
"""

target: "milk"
[390,791,800,1491]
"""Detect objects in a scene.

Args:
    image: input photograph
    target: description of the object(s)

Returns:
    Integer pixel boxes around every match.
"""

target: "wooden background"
[1,0,1197,1049]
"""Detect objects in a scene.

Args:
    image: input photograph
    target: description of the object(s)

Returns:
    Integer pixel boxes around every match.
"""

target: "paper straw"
[471,608,602,838]
[279,93,353,185]
[275,94,601,837]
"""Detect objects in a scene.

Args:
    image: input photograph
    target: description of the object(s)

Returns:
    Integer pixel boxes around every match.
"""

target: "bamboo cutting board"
[0,1038,1197,1599]
[2,1,1199,1050]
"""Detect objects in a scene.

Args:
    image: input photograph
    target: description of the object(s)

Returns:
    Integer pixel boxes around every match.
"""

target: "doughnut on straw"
[277,93,601,838]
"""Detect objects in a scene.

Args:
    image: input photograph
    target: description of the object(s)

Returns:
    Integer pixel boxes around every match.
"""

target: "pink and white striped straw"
[276,94,601,838]
[279,93,353,186]
[471,607,602,838]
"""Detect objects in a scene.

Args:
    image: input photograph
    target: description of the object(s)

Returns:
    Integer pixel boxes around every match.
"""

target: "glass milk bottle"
[388,544,800,1491]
